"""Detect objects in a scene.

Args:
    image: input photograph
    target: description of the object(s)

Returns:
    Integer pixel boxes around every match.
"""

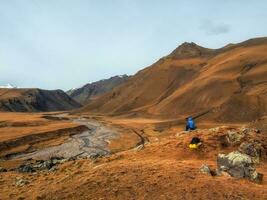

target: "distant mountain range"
[67,75,130,105]
[0,75,130,112]
[0,88,81,112]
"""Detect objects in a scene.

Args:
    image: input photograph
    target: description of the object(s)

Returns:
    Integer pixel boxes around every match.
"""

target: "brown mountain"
[67,75,130,105]
[0,88,81,112]
[79,37,267,123]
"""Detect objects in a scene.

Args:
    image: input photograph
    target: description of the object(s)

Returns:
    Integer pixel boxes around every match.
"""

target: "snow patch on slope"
[0,83,17,89]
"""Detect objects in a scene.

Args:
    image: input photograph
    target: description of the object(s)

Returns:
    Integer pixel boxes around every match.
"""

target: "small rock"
[49,166,58,172]
[15,178,30,187]
[89,153,102,159]
[209,127,220,132]
[0,167,7,172]
[134,144,144,151]
[43,160,53,169]
[51,157,65,165]
[240,127,249,134]
[18,164,35,173]
[200,164,212,176]
[255,129,261,134]
[33,160,54,170]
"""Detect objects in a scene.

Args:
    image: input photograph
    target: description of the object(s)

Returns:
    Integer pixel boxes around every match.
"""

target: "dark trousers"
[186,125,196,131]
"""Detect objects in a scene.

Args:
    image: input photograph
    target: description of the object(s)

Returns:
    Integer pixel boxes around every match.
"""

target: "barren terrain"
[0,37,266,200]
[0,112,266,200]
[80,38,267,123]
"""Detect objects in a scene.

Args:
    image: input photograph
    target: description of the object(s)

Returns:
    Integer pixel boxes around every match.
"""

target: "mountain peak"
[168,42,214,59]
[179,42,198,48]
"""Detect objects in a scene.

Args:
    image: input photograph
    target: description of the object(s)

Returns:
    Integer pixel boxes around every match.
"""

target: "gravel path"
[13,117,118,160]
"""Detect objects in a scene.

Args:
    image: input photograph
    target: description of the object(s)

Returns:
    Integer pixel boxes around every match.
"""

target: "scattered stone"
[199,164,212,176]
[217,151,263,183]
[134,144,144,151]
[51,157,67,165]
[18,164,35,173]
[17,157,68,173]
[49,166,58,172]
[89,152,103,159]
[32,160,53,170]
[255,129,261,134]
[238,142,263,163]
[15,177,30,187]
[0,167,7,172]
[209,127,220,132]
[240,126,249,133]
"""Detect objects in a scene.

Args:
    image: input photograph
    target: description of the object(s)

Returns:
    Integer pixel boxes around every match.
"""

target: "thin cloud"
[199,20,230,35]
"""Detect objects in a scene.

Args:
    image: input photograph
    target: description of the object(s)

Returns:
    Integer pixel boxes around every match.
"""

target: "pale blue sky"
[0,0,266,90]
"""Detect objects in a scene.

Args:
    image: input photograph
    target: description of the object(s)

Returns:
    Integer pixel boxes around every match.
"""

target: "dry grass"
[0,112,78,142]
[0,119,266,200]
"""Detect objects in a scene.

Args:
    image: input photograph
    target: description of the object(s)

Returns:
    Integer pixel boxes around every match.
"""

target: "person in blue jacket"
[186,117,196,131]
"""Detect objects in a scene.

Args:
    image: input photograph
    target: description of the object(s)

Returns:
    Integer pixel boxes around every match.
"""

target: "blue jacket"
[187,117,196,129]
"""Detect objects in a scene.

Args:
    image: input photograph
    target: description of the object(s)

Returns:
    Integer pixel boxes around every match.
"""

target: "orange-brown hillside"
[79,37,267,123]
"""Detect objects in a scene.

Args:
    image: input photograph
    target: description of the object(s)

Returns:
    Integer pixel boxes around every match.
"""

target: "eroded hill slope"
[80,37,267,122]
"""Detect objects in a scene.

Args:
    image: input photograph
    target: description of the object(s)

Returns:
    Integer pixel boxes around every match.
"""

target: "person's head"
[188,117,193,121]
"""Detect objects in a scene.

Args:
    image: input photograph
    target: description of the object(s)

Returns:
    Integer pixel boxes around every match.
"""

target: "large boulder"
[217,151,263,182]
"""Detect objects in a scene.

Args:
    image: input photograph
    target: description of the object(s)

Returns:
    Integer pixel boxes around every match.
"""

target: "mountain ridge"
[78,37,267,123]
[0,88,81,112]
[67,75,130,105]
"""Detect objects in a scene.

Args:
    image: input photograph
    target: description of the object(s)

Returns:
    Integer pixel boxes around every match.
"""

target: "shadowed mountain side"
[0,88,81,112]
[67,75,130,105]
[78,37,267,123]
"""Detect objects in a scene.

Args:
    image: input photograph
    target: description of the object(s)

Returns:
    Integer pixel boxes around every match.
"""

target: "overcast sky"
[0,0,266,90]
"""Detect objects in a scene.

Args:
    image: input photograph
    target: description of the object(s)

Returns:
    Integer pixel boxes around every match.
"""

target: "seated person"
[186,117,196,131]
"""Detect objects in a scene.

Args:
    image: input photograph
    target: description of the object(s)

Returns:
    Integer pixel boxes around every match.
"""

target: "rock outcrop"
[217,151,263,182]
[17,157,67,173]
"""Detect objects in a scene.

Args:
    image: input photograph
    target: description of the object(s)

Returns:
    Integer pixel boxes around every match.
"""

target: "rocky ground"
[12,117,119,160]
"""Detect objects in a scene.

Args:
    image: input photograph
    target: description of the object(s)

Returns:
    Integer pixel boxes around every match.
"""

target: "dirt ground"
[0,112,266,200]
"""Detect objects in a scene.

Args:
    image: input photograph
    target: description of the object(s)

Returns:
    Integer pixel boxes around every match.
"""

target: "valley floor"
[0,112,266,200]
